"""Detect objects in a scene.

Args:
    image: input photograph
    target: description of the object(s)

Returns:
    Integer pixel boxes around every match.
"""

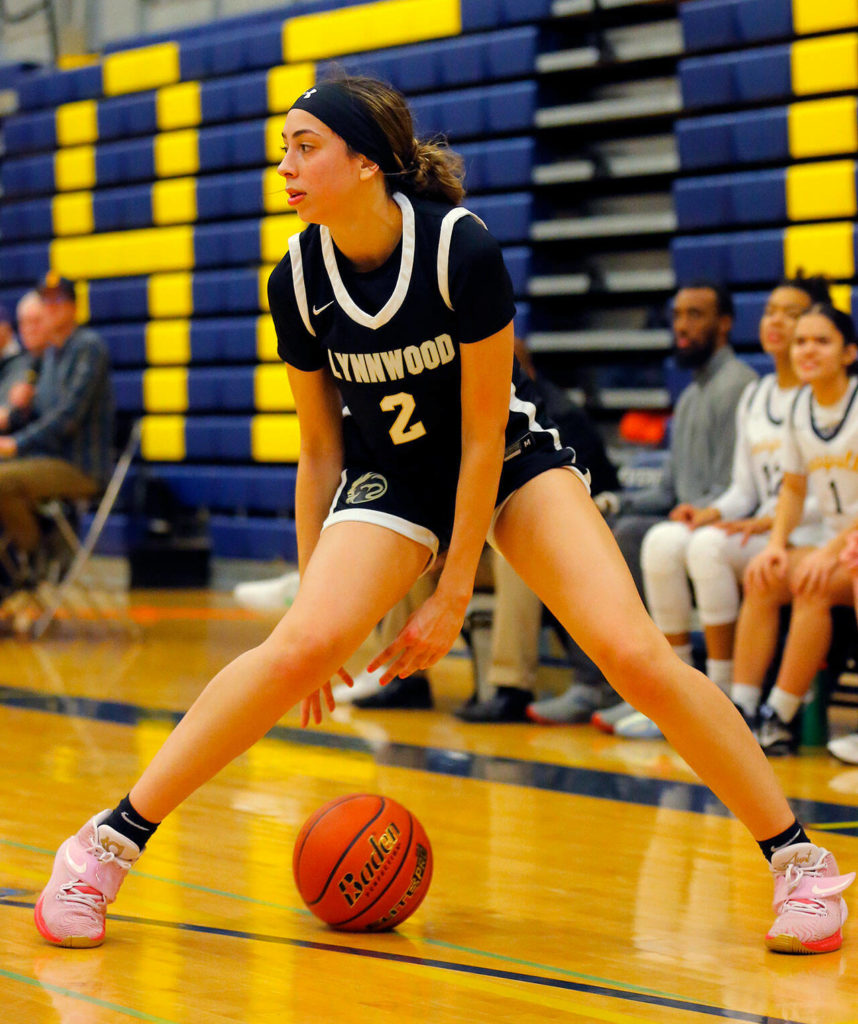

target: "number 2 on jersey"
[380,392,427,445]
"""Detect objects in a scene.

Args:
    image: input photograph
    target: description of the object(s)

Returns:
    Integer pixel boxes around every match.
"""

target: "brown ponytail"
[323,73,465,204]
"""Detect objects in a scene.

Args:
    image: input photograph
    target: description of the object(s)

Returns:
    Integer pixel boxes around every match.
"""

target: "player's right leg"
[35,520,431,948]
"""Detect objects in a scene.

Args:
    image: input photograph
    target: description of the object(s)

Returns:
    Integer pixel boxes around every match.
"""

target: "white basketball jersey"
[782,379,858,540]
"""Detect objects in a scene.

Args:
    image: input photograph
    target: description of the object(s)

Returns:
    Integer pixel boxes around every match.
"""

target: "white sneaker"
[233,571,300,613]
[613,710,663,739]
[828,732,858,765]
[332,666,385,704]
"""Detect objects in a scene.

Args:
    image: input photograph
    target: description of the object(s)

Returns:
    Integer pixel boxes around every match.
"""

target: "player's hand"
[744,545,788,591]
[792,548,838,597]
[367,593,466,685]
[300,667,353,728]
[840,531,858,575]
[669,503,697,525]
[718,516,771,545]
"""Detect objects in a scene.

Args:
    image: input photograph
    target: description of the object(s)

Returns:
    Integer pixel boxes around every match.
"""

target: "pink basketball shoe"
[35,812,141,948]
[767,843,855,954]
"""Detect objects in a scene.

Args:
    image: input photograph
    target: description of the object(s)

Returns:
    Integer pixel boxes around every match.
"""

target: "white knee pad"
[640,520,693,634]
[686,526,763,626]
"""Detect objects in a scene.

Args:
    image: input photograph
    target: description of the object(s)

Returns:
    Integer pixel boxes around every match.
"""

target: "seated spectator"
[0,274,114,590]
[0,302,24,409]
[0,291,53,434]
[732,305,858,755]
[829,530,858,764]
[595,282,759,738]
[639,278,828,709]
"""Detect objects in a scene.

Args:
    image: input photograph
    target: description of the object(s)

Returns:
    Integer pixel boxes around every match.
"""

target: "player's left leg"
[493,469,854,951]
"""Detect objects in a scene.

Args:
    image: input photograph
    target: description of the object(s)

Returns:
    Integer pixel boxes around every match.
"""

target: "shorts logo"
[346,472,388,505]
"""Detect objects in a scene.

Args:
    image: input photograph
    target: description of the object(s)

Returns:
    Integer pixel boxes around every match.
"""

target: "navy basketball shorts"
[322,430,590,569]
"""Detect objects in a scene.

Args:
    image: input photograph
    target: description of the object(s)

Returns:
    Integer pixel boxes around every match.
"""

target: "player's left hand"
[792,548,839,596]
[300,667,353,728]
[718,516,771,544]
[367,593,466,685]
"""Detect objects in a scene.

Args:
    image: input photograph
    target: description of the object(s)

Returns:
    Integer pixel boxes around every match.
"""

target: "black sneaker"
[454,687,534,723]
[757,703,799,756]
[733,702,758,732]
[352,674,432,710]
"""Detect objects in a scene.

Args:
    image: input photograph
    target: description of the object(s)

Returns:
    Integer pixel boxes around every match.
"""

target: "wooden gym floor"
[1,576,857,1023]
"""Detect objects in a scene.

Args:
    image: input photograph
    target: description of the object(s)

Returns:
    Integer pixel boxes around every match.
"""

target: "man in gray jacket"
[0,275,114,590]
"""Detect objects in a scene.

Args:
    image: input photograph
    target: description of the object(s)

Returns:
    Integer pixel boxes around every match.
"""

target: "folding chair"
[30,419,142,639]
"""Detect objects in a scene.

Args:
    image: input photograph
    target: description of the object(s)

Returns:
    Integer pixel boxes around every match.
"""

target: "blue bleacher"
[680,0,793,53]
[673,169,787,229]
[679,44,792,110]
[676,106,789,170]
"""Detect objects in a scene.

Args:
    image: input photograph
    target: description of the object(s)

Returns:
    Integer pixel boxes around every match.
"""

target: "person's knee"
[641,521,690,577]
[588,622,671,695]
[258,625,351,683]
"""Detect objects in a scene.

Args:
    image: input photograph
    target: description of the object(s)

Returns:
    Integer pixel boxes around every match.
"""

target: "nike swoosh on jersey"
[313,300,334,315]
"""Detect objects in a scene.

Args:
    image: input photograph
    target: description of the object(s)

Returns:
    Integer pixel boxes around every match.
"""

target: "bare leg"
[774,570,854,699]
[732,578,791,689]
[704,621,735,661]
[493,470,794,840]
[130,522,430,821]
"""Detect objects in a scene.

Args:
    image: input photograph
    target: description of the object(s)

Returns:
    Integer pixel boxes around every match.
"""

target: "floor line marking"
[2,898,805,1024]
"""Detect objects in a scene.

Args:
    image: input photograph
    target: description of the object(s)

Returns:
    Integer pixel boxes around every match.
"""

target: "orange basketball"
[293,793,433,931]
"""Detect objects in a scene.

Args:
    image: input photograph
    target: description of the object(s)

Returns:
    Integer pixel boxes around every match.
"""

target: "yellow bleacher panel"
[830,283,853,312]
[56,99,98,147]
[259,265,276,313]
[103,42,181,97]
[149,272,194,318]
[52,191,94,236]
[260,215,303,263]
[146,320,191,365]
[788,96,858,158]
[254,365,296,411]
[265,113,288,164]
[267,62,316,114]
[51,225,195,278]
[75,280,90,325]
[256,315,279,361]
[786,160,857,221]
[153,177,198,225]
[156,81,202,131]
[141,415,186,461]
[143,367,189,413]
[284,0,460,62]
[251,413,301,461]
[154,129,200,178]
[793,0,858,36]
[792,33,858,96]
[54,145,96,191]
[784,221,855,278]
[261,166,291,214]
[57,53,100,71]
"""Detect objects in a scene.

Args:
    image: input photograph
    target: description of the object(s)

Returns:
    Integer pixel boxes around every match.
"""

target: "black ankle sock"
[758,819,809,863]
[103,795,160,850]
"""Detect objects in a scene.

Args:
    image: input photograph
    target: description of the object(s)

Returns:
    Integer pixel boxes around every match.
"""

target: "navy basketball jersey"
[268,192,571,499]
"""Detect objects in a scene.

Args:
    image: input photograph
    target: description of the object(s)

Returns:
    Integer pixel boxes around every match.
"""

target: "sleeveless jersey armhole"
[437,208,487,311]
[288,233,316,338]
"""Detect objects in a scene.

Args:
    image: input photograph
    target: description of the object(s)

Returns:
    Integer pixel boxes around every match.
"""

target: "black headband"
[289,82,399,175]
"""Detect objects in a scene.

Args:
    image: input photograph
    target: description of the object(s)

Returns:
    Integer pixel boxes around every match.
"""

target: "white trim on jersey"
[437,207,487,311]
[508,382,564,453]
[288,232,316,338]
[319,192,416,331]
[321,507,440,562]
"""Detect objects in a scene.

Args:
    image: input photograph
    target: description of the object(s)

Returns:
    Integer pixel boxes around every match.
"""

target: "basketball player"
[640,279,826,714]
[732,305,858,754]
[35,77,853,955]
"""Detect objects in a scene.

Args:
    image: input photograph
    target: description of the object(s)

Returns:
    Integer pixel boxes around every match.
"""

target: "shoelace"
[779,857,829,918]
[56,837,131,906]
[58,880,105,909]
